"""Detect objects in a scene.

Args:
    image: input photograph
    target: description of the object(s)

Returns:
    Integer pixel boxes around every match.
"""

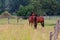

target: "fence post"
[50,32,53,40]
[8,16,10,24]
[54,20,60,40]
[50,20,60,40]
[17,16,19,24]
[54,29,58,40]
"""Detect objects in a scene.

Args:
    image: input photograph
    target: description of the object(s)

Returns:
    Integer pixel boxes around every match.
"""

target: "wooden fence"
[50,20,60,40]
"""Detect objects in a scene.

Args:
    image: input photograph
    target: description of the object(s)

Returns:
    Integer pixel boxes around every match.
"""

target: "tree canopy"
[0,0,60,16]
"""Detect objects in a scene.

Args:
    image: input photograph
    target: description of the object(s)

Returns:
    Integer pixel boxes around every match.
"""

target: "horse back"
[37,16,44,22]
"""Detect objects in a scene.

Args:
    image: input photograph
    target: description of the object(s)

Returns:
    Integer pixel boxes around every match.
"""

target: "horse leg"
[29,21,30,26]
[41,22,44,27]
[34,16,37,29]
[29,21,33,27]
[34,22,37,29]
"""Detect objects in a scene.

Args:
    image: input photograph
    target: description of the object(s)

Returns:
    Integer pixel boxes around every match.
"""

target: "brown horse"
[29,12,44,29]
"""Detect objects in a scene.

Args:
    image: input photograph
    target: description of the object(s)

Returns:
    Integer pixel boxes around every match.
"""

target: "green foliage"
[16,0,60,16]
[0,0,60,16]
[16,4,34,16]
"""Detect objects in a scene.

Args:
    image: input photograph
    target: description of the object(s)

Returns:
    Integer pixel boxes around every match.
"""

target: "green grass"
[0,18,58,40]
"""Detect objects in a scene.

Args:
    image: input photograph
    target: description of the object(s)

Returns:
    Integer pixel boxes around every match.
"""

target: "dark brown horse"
[29,12,44,29]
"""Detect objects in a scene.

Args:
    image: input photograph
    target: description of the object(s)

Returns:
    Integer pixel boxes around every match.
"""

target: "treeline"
[0,0,60,16]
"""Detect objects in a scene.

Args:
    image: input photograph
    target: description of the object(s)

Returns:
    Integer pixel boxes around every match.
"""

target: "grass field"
[0,18,60,40]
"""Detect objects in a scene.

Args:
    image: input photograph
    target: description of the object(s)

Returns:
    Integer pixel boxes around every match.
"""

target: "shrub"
[1,11,11,18]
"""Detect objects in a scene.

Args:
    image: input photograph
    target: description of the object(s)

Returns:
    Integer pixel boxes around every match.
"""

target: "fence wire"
[0,16,60,24]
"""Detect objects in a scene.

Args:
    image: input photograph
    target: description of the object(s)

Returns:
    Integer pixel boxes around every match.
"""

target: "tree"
[16,4,34,16]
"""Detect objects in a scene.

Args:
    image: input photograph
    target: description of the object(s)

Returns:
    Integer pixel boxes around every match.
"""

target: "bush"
[1,11,11,18]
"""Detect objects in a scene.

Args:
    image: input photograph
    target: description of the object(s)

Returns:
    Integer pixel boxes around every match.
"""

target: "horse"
[29,12,44,29]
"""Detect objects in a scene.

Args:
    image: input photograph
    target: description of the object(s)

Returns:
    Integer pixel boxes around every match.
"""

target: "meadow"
[0,17,60,40]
